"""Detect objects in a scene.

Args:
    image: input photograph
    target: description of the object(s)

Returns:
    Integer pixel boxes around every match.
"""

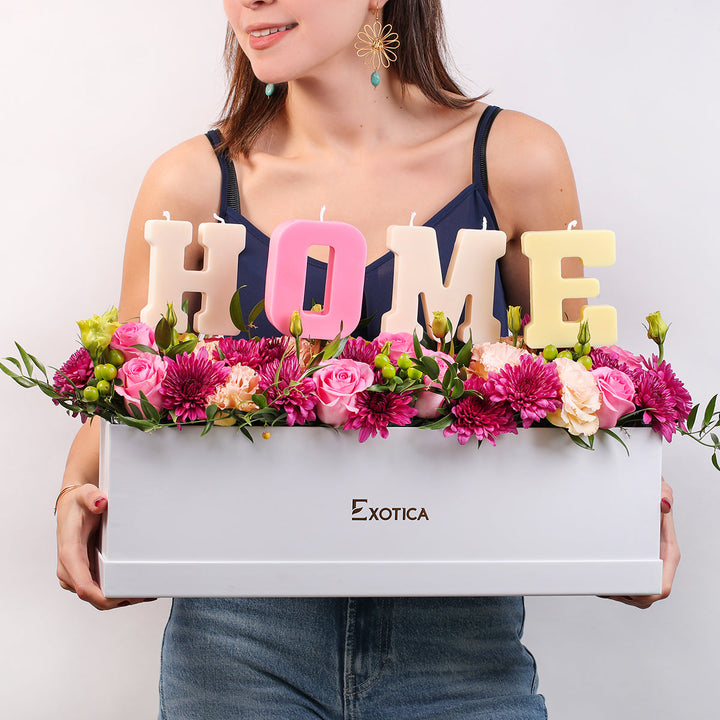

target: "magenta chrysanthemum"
[443,375,517,445]
[258,354,317,426]
[483,353,562,427]
[53,347,93,398]
[214,338,261,369]
[256,337,290,366]
[590,347,629,373]
[161,350,231,423]
[340,337,381,366]
[344,390,417,442]
[632,356,692,441]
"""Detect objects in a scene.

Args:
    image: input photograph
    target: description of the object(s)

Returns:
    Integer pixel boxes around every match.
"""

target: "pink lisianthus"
[414,349,454,419]
[313,358,375,427]
[547,357,601,436]
[207,364,260,412]
[468,341,529,380]
[115,352,167,417]
[376,332,415,364]
[110,322,157,363]
[591,366,636,429]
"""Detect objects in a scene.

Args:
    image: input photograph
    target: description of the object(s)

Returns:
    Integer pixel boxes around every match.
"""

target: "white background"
[1,1,718,718]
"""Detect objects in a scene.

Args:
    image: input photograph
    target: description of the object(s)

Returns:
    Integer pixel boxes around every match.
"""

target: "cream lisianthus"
[547,357,601,436]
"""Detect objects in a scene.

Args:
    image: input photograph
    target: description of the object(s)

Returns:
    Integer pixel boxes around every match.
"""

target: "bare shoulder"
[137,134,221,222]
[486,109,581,237]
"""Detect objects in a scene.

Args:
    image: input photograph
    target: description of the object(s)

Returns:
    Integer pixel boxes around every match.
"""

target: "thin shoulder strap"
[472,105,502,195]
[206,129,241,216]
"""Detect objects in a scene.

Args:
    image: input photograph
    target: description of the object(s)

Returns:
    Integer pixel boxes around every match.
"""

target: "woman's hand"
[56,483,153,610]
[606,479,680,609]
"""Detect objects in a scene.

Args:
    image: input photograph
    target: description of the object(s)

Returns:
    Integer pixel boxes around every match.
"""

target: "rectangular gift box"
[97,422,663,597]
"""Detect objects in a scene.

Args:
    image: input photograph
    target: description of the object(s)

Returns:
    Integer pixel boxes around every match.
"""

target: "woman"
[55,1,679,717]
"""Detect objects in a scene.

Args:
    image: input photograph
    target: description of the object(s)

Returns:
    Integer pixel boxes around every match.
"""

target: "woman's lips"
[247,23,298,50]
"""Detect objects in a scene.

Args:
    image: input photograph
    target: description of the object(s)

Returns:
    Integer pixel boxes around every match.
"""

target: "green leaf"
[2,356,23,372]
[132,343,159,356]
[686,404,699,432]
[450,378,465,399]
[567,432,594,451]
[0,360,23,380]
[240,426,254,442]
[229,289,247,333]
[712,453,720,472]
[117,415,155,431]
[155,317,173,350]
[702,395,717,428]
[251,393,268,409]
[420,356,439,380]
[164,339,199,359]
[712,433,720,449]
[420,414,454,430]
[127,401,144,421]
[15,343,34,376]
[412,332,423,360]
[206,404,218,421]
[455,337,473,368]
[599,428,630,456]
[138,391,161,423]
[7,374,36,389]
[248,299,265,326]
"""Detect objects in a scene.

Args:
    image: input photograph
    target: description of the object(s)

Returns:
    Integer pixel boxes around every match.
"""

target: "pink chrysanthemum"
[340,337,381,366]
[53,347,93,398]
[258,354,317,426]
[214,338,261,369]
[344,390,417,442]
[483,353,562,428]
[161,350,231,423]
[632,356,692,441]
[257,337,290,366]
[443,375,517,446]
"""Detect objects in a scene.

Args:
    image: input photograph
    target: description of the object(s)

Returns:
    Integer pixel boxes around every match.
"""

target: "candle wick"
[482,217,488,231]
[567,220,578,231]
[163,211,171,221]
[213,214,226,224]
[320,205,327,222]
[409,211,417,227]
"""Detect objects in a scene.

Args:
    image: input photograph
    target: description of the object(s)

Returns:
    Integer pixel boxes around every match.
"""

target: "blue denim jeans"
[159,597,546,720]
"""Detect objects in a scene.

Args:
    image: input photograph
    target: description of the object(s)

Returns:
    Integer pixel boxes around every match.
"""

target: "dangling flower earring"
[355,5,399,88]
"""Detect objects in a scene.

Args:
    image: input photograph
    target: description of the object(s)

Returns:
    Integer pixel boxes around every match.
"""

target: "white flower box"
[97,422,663,597]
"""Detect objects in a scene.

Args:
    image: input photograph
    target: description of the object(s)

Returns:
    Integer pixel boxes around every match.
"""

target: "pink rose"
[314,358,375,427]
[116,352,167,417]
[376,332,415,364]
[415,349,454,419]
[591,366,636,429]
[110,322,157,363]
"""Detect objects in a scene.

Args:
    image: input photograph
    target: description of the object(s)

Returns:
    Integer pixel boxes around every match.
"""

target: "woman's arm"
[55,135,221,610]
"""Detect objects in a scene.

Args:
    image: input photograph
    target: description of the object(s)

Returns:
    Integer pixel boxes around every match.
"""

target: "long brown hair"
[217,1,479,158]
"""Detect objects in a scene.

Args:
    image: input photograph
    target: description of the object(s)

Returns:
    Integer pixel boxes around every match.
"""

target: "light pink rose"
[591,366,636,429]
[110,322,157,363]
[314,358,375,427]
[115,352,167,416]
[414,349,454,419]
[547,357,601,436]
[376,332,415,364]
[601,345,644,371]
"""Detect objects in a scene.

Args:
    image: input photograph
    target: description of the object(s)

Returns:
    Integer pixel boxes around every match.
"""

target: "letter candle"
[264,210,367,339]
[381,216,506,343]
[141,214,247,335]
[521,223,617,349]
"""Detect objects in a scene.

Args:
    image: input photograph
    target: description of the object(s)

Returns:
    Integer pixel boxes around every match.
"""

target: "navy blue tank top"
[207,105,507,340]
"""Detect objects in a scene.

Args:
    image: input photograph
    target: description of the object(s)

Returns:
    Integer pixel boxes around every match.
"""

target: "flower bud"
[577,320,591,346]
[506,306,522,336]
[431,311,449,340]
[310,303,323,313]
[289,310,303,338]
[77,307,120,362]
[165,303,178,329]
[646,311,668,345]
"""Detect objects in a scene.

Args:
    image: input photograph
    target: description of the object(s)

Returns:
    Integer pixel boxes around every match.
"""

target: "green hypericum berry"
[397,353,412,370]
[542,345,558,361]
[381,365,396,380]
[557,350,573,360]
[374,354,390,369]
[574,342,584,356]
[97,363,118,381]
[578,355,593,370]
[83,386,99,403]
[96,380,111,396]
[107,348,125,367]
[407,367,423,381]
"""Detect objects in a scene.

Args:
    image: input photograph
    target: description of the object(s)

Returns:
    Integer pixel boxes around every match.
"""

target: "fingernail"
[117,601,130,607]
[661,498,672,512]
[94,497,106,508]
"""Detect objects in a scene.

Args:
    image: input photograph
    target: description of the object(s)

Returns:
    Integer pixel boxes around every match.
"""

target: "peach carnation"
[468,341,529,379]
[207,364,260,412]
[547,357,601,436]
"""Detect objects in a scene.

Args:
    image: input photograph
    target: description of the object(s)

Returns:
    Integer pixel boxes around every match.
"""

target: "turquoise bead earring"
[265,83,275,97]
[354,6,399,88]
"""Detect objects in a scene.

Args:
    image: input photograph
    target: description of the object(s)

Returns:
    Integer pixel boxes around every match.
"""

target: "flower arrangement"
[2,298,718,466]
